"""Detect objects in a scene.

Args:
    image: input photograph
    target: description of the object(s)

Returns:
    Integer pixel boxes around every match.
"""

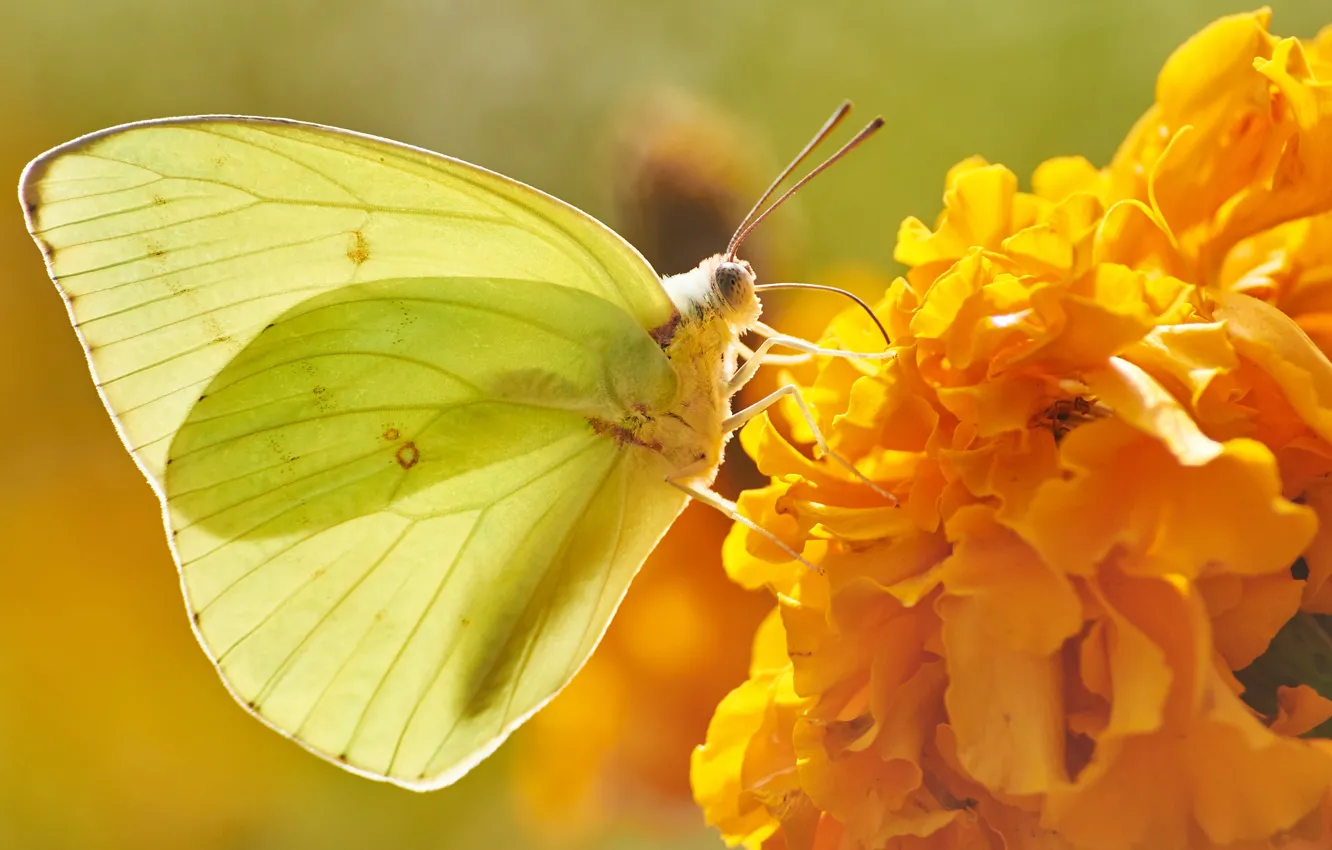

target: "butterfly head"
[659,253,761,329]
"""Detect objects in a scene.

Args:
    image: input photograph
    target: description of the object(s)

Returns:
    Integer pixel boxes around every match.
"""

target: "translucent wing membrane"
[20,116,675,482]
[172,278,685,787]
[21,118,687,789]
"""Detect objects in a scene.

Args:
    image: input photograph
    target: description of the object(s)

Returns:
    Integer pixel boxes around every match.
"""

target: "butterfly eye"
[713,261,753,304]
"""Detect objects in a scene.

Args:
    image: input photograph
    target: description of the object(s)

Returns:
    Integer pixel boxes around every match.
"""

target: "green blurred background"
[1,2,1328,848]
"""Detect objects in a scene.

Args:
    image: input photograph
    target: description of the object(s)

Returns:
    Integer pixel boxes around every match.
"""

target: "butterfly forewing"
[21,117,676,482]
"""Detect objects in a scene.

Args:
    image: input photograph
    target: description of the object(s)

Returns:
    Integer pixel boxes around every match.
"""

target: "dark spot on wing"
[461,617,471,627]
[337,753,349,763]
[312,384,335,412]
[246,700,257,709]
[347,230,370,266]
[191,611,200,624]
[152,195,168,206]
[382,427,400,441]
[395,442,419,469]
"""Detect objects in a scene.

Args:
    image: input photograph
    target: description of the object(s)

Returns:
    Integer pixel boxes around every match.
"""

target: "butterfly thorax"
[629,255,762,485]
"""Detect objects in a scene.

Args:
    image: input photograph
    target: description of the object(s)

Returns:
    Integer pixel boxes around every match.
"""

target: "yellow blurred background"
[1,2,1329,848]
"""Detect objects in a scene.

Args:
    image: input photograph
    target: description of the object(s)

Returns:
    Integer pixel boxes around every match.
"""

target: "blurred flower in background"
[696,9,1332,850]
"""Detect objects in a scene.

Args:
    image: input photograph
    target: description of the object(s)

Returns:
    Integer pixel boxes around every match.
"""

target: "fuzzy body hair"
[635,254,762,487]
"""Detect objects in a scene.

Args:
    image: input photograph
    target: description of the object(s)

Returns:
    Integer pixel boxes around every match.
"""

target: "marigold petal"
[1155,9,1274,121]
[875,809,964,843]
[1022,284,1154,374]
[1102,571,1212,731]
[831,368,936,478]
[1211,573,1304,670]
[740,412,873,492]
[1186,676,1332,844]
[1093,199,1183,275]
[1302,480,1332,612]
[1120,322,1240,424]
[692,674,784,848]
[723,482,808,593]
[752,607,791,676]
[1083,356,1223,466]
[1196,573,1244,618]
[1272,684,1332,737]
[1044,735,1190,850]
[909,250,999,341]
[1087,577,1172,738]
[1018,419,1314,580]
[782,592,874,699]
[1002,223,1072,275]
[943,429,1061,524]
[794,716,921,842]
[1208,37,1332,262]
[895,161,1018,268]
[905,459,948,536]
[1215,288,1332,444]
[873,655,946,771]
[936,376,1045,438]
[941,595,1067,796]
[1032,155,1105,203]
[941,505,1081,656]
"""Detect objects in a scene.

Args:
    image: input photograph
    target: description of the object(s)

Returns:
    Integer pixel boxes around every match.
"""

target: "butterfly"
[19,102,890,790]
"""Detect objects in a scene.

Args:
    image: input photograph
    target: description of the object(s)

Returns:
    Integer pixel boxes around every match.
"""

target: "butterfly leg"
[664,473,822,574]
[729,333,893,395]
[723,384,898,504]
[735,339,812,368]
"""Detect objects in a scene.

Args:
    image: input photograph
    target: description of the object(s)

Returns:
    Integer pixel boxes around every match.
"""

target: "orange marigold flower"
[694,9,1332,850]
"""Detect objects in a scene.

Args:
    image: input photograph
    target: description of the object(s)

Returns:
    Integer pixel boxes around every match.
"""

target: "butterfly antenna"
[753,282,891,348]
[728,116,885,260]
[725,101,853,260]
